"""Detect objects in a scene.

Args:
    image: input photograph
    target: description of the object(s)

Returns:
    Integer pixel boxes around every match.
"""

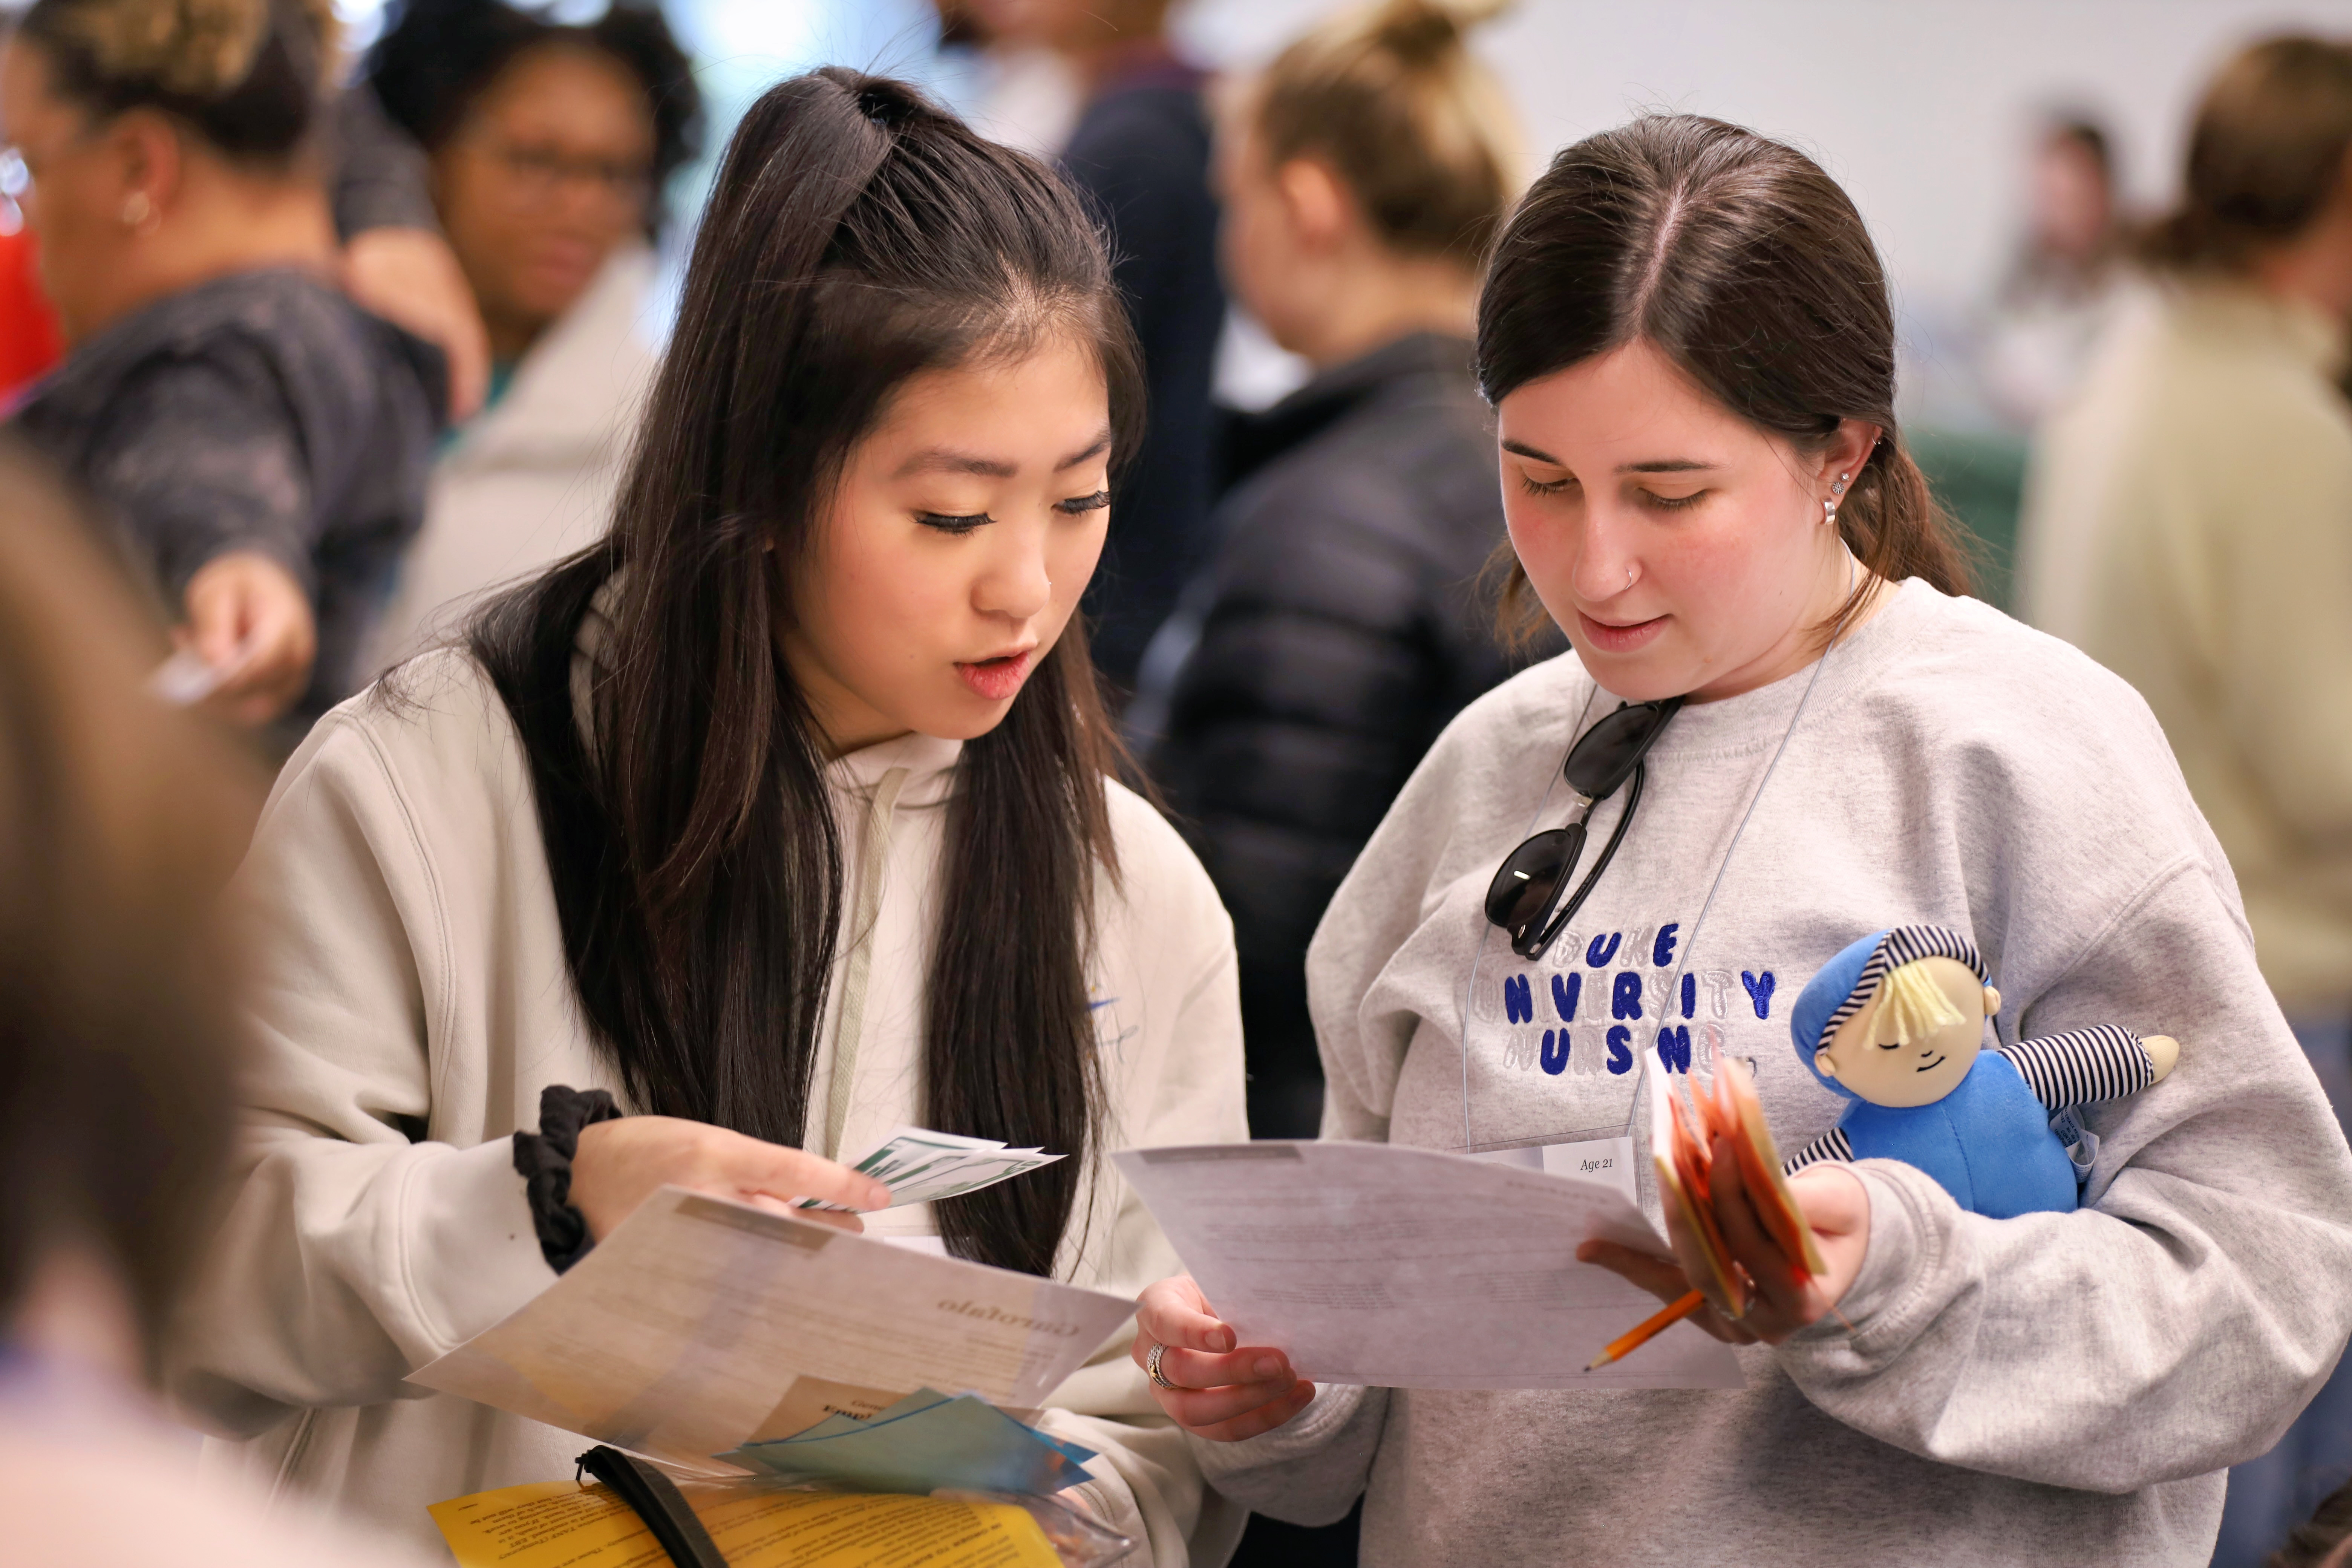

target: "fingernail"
[866,1183,891,1209]
[1255,1357,1281,1378]
[1212,1328,1235,1352]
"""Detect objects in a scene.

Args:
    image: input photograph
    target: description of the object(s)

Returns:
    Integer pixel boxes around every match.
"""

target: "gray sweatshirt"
[1191,580,2352,1566]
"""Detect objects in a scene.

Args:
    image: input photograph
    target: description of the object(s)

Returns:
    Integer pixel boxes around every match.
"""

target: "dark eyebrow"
[893,426,1115,480]
[894,448,1016,479]
[1057,429,1113,471]
[1499,439,1720,477]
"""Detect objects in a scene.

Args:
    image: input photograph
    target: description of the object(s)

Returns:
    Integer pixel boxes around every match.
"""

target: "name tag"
[1541,1135,1640,1207]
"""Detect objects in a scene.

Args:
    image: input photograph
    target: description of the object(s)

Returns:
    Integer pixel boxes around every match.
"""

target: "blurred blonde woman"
[0,0,443,733]
[1142,0,1527,1143]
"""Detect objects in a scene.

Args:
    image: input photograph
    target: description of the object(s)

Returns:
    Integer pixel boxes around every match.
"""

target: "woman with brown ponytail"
[0,0,443,733]
[166,67,1248,1566]
[1129,112,2352,1566]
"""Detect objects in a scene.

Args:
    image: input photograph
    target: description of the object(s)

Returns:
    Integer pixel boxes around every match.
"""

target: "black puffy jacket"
[1141,332,1532,1137]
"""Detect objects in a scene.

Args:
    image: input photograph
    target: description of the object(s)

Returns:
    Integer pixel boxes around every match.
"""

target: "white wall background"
[1183,0,2352,324]
[332,0,2352,397]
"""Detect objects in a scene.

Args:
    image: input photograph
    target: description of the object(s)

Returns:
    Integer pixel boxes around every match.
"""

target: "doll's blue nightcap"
[1790,925,1989,1098]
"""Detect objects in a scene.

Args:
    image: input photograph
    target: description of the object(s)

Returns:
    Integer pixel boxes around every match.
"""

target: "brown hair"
[1476,113,1971,643]
[2271,1472,2352,1568]
[1251,0,1522,269]
[2144,35,2352,273]
[0,437,260,1371]
[18,0,338,166]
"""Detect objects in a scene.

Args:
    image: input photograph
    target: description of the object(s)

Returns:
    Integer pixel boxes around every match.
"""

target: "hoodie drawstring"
[823,764,909,1160]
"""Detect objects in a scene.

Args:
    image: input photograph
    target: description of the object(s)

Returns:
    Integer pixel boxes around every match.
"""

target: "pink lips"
[1576,609,1669,654]
[956,649,1034,701]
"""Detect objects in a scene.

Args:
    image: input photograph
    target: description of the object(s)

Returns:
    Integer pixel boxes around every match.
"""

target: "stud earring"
[120,191,154,232]
[1625,564,1636,588]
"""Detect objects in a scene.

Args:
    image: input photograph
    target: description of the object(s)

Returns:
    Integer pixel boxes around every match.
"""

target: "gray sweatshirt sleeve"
[1779,858,2352,1493]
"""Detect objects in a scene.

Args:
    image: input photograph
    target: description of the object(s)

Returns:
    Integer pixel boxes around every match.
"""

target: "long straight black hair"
[467,69,1144,1277]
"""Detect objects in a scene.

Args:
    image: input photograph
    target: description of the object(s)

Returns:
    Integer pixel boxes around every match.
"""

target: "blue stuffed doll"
[1781,925,2180,1219]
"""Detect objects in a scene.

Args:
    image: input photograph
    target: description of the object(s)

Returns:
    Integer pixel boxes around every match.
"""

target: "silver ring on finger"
[1145,1340,1180,1392]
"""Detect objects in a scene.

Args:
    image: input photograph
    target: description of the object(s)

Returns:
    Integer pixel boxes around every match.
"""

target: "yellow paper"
[430,1479,1063,1568]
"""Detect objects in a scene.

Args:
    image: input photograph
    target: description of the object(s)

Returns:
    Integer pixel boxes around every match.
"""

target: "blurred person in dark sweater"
[1010,0,1222,693]
[2,0,443,735]
[1142,0,1527,1144]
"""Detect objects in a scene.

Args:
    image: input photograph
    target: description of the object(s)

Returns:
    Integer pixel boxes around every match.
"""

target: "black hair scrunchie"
[512,1085,623,1274]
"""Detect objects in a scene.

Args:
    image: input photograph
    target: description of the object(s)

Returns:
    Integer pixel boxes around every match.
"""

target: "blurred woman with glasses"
[357,0,700,668]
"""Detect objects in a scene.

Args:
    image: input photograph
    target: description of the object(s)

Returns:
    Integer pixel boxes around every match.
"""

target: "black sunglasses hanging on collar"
[1483,695,1685,961]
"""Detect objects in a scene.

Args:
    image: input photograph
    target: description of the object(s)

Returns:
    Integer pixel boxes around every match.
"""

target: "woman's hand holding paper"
[1577,1157,1871,1345]
[1130,1276,1315,1441]
[571,1116,891,1240]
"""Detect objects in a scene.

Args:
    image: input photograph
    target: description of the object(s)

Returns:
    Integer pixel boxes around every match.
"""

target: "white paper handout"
[802,1125,1066,1213]
[1112,1140,1743,1392]
[408,1185,1135,1469]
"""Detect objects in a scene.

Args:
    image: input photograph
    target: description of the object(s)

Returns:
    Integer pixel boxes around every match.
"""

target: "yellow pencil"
[1586,1289,1706,1370]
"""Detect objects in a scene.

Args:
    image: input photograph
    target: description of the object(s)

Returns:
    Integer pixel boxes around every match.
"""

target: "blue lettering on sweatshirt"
[1504,974,1534,1024]
[1586,931,1622,967]
[1653,923,1681,968]
[1681,972,1697,1019]
[1741,969,1776,1019]
[1551,972,1580,1023]
[1606,1024,1634,1075]
[1656,1025,1691,1073]
[1612,970,1644,1020]
[1541,1028,1571,1075]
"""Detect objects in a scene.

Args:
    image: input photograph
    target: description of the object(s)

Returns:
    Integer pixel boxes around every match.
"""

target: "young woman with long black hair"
[1129,114,2352,1566]
[167,69,1247,1565]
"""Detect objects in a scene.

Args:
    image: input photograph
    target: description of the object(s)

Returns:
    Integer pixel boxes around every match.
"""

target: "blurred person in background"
[0,436,434,1568]
[0,171,64,400]
[999,0,1222,695]
[357,0,700,669]
[930,0,1082,157]
[1978,113,2130,429]
[0,0,444,737]
[1140,0,1524,1157]
[2018,37,2352,1568]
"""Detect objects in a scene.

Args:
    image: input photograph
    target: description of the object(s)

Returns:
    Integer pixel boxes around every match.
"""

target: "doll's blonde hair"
[1874,959,1967,1044]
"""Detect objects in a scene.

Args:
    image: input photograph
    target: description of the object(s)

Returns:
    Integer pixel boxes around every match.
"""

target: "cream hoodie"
[167,630,1251,1566]
[2022,282,2352,1013]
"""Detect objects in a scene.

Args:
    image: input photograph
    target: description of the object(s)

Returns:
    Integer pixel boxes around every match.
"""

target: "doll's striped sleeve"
[1783,1127,1854,1176]
[1998,1026,2156,1109]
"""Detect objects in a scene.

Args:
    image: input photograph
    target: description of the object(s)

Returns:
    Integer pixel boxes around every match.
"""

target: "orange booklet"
[1644,1046,1827,1315]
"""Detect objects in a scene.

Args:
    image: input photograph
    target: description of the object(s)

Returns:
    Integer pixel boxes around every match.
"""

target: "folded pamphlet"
[801,1125,1066,1213]
[1644,1047,1825,1317]
[719,1387,1096,1495]
[407,1185,1134,1470]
